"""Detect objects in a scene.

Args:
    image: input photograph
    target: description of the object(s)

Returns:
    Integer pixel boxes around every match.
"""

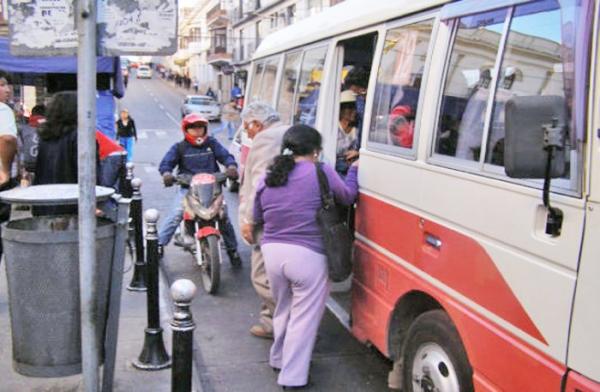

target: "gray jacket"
[238,121,288,226]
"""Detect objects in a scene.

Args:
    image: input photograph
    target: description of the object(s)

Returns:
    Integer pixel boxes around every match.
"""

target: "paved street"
[123,75,392,391]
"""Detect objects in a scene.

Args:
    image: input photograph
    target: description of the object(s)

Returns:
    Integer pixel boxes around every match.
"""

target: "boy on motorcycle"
[158,113,242,265]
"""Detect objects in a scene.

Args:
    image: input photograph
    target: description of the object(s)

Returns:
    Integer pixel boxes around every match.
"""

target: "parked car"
[181,95,221,121]
[136,65,152,79]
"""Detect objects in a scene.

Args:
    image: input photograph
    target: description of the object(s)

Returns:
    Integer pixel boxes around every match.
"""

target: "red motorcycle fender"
[196,227,221,239]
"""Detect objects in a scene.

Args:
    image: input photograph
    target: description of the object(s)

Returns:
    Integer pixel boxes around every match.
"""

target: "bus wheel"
[402,310,474,392]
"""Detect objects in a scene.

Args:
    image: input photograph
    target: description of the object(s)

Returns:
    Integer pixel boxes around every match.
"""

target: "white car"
[181,95,221,121]
[136,65,152,79]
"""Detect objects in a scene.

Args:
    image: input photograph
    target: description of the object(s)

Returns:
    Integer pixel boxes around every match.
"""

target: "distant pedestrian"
[206,87,216,99]
[231,83,242,99]
[217,99,240,140]
[238,102,288,340]
[193,78,199,94]
[116,109,137,162]
[250,124,358,389]
[17,104,45,186]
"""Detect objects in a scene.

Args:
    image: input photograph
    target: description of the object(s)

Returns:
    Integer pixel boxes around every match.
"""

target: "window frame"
[274,49,303,124]
[427,2,585,197]
[364,11,440,160]
[289,43,330,127]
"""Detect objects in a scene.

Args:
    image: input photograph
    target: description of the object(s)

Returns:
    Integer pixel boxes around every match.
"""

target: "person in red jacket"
[96,130,127,191]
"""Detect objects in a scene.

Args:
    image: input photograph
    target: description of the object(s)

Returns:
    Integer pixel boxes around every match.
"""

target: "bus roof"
[253,0,448,60]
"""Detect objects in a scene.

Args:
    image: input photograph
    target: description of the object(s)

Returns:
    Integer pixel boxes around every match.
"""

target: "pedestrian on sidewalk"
[157,113,242,265]
[238,102,288,339]
[216,99,240,140]
[0,70,18,259]
[115,108,137,162]
[250,124,358,389]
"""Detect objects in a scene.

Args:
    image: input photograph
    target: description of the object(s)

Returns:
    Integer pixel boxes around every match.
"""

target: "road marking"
[165,112,180,127]
[158,104,165,111]
[155,130,167,137]
[144,165,156,173]
[138,132,148,139]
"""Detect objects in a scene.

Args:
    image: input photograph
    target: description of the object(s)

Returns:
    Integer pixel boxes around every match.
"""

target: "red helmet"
[181,113,208,132]
[181,113,209,146]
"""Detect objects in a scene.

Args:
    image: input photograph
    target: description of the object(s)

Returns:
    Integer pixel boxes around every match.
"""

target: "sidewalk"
[0,252,181,392]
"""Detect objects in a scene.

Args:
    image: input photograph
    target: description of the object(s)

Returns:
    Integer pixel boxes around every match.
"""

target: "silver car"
[181,95,221,121]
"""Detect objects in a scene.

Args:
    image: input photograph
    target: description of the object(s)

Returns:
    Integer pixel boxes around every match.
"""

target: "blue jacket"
[158,137,237,176]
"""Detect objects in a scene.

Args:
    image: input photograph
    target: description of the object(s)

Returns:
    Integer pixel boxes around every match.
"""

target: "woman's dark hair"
[265,124,322,187]
[344,67,370,89]
[38,91,78,140]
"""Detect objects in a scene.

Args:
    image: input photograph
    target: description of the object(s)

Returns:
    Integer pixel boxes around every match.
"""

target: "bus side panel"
[352,241,565,391]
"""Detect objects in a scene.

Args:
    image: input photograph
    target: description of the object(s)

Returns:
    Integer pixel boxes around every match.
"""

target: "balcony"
[207,5,228,28]
[208,46,233,66]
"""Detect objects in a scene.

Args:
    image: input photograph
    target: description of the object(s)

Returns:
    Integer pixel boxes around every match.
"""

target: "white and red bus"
[246,0,600,390]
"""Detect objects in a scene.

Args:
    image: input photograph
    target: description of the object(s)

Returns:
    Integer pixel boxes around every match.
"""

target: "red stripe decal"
[355,193,547,344]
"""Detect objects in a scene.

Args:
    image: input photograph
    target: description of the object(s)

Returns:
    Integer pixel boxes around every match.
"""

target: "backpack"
[17,123,39,172]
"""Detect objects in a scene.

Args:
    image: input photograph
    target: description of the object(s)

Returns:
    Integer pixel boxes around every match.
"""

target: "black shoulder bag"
[315,163,353,282]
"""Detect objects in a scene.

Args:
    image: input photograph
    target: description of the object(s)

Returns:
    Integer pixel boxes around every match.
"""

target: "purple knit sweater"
[254,161,358,255]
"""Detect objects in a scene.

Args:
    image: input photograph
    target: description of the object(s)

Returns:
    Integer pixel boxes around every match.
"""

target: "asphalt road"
[120,74,392,392]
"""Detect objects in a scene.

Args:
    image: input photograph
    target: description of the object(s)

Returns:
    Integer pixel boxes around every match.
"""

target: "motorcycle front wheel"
[199,234,221,294]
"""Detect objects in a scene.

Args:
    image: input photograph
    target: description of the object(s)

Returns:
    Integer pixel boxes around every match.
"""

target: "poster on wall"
[8,0,78,56]
[97,0,178,56]
[7,0,177,56]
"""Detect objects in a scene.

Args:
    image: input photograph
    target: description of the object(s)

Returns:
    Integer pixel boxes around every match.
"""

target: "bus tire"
[402,310,474,392]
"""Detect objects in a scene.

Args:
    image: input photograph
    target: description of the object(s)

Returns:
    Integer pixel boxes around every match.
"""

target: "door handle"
[425,233,442,250]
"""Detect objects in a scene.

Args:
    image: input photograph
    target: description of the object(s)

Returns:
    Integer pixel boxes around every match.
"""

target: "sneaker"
[227,249,242,268]
[250,324,273,339]
[157,244,164,259]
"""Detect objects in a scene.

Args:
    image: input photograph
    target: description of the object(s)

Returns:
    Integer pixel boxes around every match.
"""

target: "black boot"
[227,249,242,268]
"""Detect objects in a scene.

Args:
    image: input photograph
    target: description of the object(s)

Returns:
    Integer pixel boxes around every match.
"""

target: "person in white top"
[0,71,17,185]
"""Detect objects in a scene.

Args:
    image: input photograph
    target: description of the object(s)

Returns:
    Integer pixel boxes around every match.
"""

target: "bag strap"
[315,163,334,209]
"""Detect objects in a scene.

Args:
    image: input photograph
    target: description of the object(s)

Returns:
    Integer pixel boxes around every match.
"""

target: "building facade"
[227,0,344,93]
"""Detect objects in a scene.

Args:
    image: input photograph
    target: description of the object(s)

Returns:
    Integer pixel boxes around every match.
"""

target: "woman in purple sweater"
[251,124,358,390]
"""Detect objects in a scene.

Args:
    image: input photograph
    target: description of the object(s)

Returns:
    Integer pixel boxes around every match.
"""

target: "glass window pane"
[248,62,264,103]
[434,9,507,161]
[369,19,434,150]
[257,56,280,104]
[293,46,328,127]
[277,51,302,124]
[485,0,578,178]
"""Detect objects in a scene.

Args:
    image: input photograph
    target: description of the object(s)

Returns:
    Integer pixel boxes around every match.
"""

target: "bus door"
[325,31,379,327]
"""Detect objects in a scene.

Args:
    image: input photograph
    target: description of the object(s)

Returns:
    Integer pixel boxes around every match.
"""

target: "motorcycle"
[175,172,234,294]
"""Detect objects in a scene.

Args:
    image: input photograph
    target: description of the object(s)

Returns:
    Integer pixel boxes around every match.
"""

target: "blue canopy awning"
[0,37,117,74]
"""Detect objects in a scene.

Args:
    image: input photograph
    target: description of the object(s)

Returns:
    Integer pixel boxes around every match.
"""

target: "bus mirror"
[504,95,567,179]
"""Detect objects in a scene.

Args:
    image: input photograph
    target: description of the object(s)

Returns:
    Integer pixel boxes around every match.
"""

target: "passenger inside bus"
[335,32,376,158]
[335,90,359,176]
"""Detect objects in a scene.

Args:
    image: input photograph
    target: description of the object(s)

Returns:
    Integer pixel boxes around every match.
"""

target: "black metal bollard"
[121,162,134,199]
[127,178,147,291]
[170,279,197,392]
[133,209,171,370]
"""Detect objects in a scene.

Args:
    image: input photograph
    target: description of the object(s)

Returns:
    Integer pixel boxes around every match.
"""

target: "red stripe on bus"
[354,193,546,344]
[352,242,564,391]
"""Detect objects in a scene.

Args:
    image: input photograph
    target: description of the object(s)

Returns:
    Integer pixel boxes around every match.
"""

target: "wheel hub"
[412,343,460,392]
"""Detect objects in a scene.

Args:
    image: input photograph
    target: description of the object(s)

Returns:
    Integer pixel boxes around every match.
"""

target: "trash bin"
[0,184,116,377]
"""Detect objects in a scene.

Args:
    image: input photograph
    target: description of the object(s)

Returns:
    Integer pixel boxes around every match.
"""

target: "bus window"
[257,56,280,105]
[434,9,508,161]
[293,46,328,127]
[248,61,265,103]
[369,20,434,152]
[485,0,579,178]
[277,51,302,124]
